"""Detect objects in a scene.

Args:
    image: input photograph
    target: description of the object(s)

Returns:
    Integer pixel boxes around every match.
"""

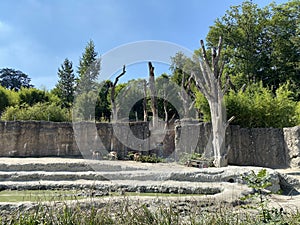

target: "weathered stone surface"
[284,126,300,168]
[1,121,300,168]
[0,121,150,159]
[176,123,291,168]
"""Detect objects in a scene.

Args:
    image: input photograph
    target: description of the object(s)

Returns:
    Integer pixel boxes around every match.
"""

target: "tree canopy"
[206,0,300,98]
[0,68,33,91]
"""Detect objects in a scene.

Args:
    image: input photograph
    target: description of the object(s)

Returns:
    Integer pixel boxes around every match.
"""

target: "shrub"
[19,87,49,106]
[196,82,298,128]
[1,102,71,122]
[0,86,18,114]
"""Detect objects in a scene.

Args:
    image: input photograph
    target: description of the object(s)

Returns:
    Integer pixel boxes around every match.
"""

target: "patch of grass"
[110,191,204,197]
[1,197,300,225]
[0,189,84,202]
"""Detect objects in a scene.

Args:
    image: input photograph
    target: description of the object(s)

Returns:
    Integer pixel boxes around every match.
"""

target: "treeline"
[0,0,299,128]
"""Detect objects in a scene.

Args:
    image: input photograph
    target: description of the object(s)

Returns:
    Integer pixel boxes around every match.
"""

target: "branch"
[216,36,223,63]
[198,58,212,90]
[113,65,126,86]
[225,116,235,128]
[200,40,210,66]
[191,72,212,100]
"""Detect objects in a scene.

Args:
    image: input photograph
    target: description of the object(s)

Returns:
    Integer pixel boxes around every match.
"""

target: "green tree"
[77,40,100,93]
[73,40,101,121]
[156,74,180,123]
[0,68,33,91]
[268,1,300,97]
[55,58,75,108]
[95,80,111,121]
[206,1,300,95]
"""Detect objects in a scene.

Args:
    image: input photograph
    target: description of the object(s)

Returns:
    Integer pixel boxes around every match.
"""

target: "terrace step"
[0,179,229,195]
[0,158,148,172]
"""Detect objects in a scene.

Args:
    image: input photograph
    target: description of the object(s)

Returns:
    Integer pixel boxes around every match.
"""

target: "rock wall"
[176,123,300,169]
[284,126,300,168]
[0,121,300,168]
[0,121,149,158]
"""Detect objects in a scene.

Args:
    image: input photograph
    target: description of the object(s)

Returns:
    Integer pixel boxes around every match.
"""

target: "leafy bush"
[196,82,298,128]
[226,82,297,128]
[19,87,50,106]
[1,102,71,122]
[241,169,285,223]
[135,154,164,163]
[0,85,18,114]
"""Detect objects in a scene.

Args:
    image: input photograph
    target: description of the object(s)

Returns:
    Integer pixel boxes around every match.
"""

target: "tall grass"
[1,196,300,225]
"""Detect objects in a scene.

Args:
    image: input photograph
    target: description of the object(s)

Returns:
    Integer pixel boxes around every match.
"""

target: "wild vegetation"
[0,1,299,129]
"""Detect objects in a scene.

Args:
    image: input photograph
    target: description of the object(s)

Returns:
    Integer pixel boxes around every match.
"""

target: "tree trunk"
[143,79,148,122]
[192,37,229,167]
[148,62,158,128]
[110,65,126,121]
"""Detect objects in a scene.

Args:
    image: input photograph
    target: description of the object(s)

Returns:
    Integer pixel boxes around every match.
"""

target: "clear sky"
[0,0,288,89]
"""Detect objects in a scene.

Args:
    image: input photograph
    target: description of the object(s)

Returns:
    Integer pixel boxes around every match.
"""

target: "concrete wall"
[0,121,299,168]
[0,121,149,158]
[175,123,300,169]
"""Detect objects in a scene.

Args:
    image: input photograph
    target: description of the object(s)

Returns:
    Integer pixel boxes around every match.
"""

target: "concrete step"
[0,179,229,195]
[0,158,148,172]
[0,171,172,182]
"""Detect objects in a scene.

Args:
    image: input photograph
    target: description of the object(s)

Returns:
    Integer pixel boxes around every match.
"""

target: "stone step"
[0,171,172,182]
[0,179,230,195]
[0,158,148,172]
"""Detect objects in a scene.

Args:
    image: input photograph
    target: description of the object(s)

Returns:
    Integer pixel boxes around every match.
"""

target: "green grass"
[0,189,203,202]
[0,189,84,202]
[1,190,300,224]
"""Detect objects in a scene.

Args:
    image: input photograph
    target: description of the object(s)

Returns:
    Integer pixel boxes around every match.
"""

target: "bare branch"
[216,36,223,62]
[111,65,126,121]
[225,116,235,128]
[113,65,126,87]
[200,40,210,66]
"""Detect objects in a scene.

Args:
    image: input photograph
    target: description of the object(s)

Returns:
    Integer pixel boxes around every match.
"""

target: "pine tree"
[77,40,100,92]
[56,58,75,108]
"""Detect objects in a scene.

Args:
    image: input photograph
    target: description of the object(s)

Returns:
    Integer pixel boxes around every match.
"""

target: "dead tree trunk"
[143,79,148,122]
[110,65,126,121]
[192,37,232,167]
[148,62,158,128]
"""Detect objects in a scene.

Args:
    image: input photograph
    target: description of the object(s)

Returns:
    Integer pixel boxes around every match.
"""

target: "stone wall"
[0,121,300,168]
[0,121,149,158]
[175,123,300,169]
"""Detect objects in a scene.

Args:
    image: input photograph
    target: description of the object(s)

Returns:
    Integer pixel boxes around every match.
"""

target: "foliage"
[194,91,210,122]
[73,91,98,121]
[295,102,300,125]
[135,154,164,163]
[0,68,33,91]
[77,40,100,93]
[1,102,71,122]
[2,193,300,224]
[178,152,202,164]
[241,169,286,224]
[55,58,75,108]
[156,74,180,122]
[18,88,50,106]
[225,82,297,128]
[95,80,111,121]
[206,0,300,98]
[0,85,18,114]
[195,82,298,128]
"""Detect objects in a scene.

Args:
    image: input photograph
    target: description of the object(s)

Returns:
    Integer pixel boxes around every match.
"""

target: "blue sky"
[0,0,287,89]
